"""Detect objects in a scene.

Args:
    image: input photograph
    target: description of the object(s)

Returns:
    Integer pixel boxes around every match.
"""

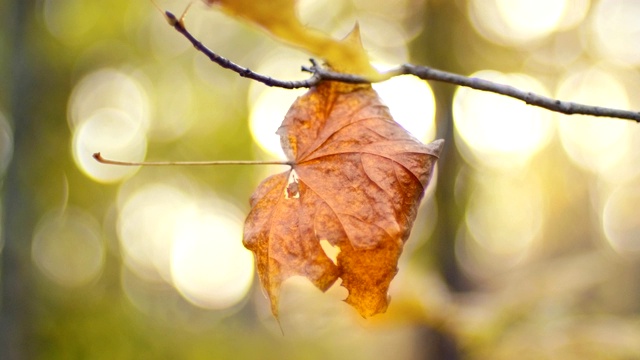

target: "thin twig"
[164,11,322,89]
[93,153,293,166]
[164,11,640,123]
[398,64,640,122]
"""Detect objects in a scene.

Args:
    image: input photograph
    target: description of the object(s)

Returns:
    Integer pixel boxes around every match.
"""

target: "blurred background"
[2,0,640,358]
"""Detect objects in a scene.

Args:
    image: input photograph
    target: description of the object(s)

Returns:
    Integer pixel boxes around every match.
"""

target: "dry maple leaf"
[244,81,444,318]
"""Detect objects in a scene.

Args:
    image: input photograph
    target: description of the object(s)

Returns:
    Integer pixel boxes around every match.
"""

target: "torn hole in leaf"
[284,169,300,199]
[319,239,340,265]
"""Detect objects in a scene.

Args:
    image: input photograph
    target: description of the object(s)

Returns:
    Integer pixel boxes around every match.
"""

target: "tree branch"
[164,11,640,123]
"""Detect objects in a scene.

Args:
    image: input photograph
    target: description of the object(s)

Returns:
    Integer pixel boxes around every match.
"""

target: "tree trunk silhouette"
[1,1,37,358]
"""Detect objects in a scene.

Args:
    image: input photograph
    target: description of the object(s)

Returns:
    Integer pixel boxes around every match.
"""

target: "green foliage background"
[2,1,640,359]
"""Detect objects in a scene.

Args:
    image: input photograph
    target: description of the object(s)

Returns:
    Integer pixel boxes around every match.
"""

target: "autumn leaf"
[244,81,444,318]
[203,0,380,78]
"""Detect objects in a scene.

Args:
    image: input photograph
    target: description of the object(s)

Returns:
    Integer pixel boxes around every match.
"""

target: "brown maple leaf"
[244,81,444,318]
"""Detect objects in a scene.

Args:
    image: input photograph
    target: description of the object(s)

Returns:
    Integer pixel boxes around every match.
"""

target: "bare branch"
[164,11,321,89]
[164,11,640,123]
[397,64,640,122]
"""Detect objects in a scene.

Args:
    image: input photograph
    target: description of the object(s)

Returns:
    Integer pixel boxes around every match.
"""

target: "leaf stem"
[92,153,293,167]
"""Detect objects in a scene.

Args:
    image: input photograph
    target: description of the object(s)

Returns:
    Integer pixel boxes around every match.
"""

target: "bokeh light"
[68,68,150,182]
[117,180,253,309]
[299,0,418,65]
[32,207,105,287]
[257,276,349,336]
[453,71,554,168]
[249,86,303,159]
[600,125,640,185]
[146,7,192,59]
[468,0,570,45]
[42,0,99,45]
[556,67,632,175]
[248,51,316,159]
[347,16,409,66]
[145,67,195,142]
[373,75,436,142]
[458,172,543,276]
[118,182,196,282]
[68,68,149,130]
[298,0,345,31]
[592,0,640,66]
[171,208,253,309]
[72,108,147,183]
[120,264,176,319]
[603,184,640,255]
[559,0,591,31]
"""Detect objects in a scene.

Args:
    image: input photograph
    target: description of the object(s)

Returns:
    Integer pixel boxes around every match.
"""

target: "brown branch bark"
[165,11,640,123]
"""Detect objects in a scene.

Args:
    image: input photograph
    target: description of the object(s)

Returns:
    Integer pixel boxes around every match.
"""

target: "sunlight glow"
[592,0,640,66]
[43,0,97,45]
[247,50,311,159]
[68,68,150,183]
[560,0,591,31]
[249,87,302,159]
[298,0,345,31]
[348,17,409,66]
[146,67,195,142]
[258,276,350,337]
[463,173,543,269]
[171,208,253,309]
[496,0,566,37]
[32,208,105,287]
[72,108,147,183]
[468,0,568,45]
[603,184,640,255]
[68,68,149,130]
[556,67,631,174]
[120,265,177,319]
[118,183,195,282]
[117,182,253,310]
[453,71,553,168]
[373,75,436,142]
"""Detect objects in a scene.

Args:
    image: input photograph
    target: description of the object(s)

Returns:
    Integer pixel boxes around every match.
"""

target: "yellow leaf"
[204,0,381,78]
